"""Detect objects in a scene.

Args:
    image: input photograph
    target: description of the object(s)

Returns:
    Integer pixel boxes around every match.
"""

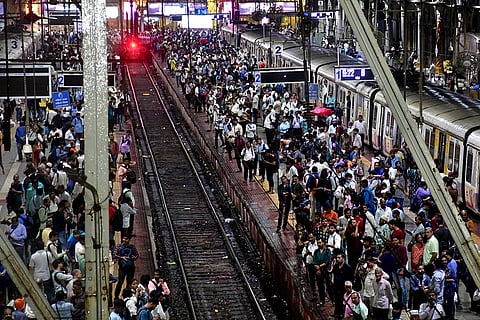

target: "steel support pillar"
[338,0,480,289]
[83,0,110,318]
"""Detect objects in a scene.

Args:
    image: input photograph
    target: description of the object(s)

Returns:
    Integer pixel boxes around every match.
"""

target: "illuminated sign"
[335,66,375,81]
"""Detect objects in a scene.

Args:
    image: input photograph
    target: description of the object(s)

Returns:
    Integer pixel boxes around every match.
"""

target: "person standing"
[15,122,26,161]
[391,236,408,307]
[117,99,126,131]
[241,141,255,182]
[332,253,354,318]
[29,239,54,301]
[277,175,292,232]
[263,149,278,194]
[353,115,367,150]
[419,290,446,320]
[423,227,439,266]
[409,264,431,310]
[313,238,333,306]
[109,299,126,320]
[109,134,120,170]
[233,130,246,172]
[120,198,137,238]
[350,291,369,320]
[51,291,75,319]
[6,217,27,264]
[119,130,133,161]
[70,280,85,320]
[72,113,84,150]
[372,267,394,320]
[7,174,24,213]
[302,233,319,299]
[113,236,139,300]
[137,298,158,320]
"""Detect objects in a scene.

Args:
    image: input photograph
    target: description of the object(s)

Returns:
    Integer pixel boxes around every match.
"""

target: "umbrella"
[311,106,333,116]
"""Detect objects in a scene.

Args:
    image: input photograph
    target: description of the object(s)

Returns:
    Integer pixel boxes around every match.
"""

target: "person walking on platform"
[256,137,269,182]
[233,131,245,172]
[263,148,278,194]
[241,141,255,182]
[277,175,292,232]
[372,267,394,320]
[331,252,354,318]
[15,122,26,161]
[313,238,332,306]
[119,130,133,162]
[113,236,139,300]
[263,105,276,147]
[303,234,319,299]
[7,216,27,264]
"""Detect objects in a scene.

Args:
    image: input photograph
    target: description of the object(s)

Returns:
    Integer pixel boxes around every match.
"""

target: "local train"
[221,26,480,215]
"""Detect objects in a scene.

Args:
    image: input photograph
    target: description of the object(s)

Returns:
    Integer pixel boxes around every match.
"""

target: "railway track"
[125,62,267,320]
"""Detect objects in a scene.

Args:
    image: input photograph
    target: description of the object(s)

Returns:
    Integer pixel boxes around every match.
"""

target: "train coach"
[221,25,480,215]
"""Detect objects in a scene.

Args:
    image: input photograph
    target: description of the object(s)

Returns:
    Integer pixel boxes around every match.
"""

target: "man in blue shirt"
[138,298,158,320]
[360,179,375,213]
[7,217,27,263]
[14,122,26,161]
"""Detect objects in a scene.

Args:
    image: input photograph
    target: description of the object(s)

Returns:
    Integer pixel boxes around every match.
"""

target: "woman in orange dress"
[410,233,425,272]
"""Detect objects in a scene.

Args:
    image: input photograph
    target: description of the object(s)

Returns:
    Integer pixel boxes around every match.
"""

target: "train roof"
[236,27,480,145]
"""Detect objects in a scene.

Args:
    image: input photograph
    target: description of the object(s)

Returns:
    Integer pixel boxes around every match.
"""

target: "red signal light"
[130,41,137,49]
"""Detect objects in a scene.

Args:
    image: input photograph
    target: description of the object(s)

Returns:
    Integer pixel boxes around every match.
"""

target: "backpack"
[118,188,131,205]
[112,207,123,232]
[125,169,137,184]
[19,213,37,240]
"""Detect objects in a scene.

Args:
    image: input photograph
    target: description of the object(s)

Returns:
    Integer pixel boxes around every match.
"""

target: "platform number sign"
[255,72,261,83]
[57,74,65,87]
[335,67,374,81]
[274,44,283,56]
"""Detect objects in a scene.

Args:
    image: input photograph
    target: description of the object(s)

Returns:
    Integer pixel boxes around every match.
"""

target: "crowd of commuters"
[1,24,478,319]
[0,28,173,319]
[151,27,479,319]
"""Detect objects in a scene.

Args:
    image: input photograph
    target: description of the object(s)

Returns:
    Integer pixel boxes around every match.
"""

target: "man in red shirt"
[108,199,116,242]
[389,219,405,245]
[391,236,408,307]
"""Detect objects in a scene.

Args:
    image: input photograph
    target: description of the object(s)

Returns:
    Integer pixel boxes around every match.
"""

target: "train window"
[466,150,474,184]
[372,103,379,128]
[385,111,394,138]
[447,140,460,173]
[424,128,433,156]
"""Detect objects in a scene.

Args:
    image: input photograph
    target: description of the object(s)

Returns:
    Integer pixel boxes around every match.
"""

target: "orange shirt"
[322,210,338,224]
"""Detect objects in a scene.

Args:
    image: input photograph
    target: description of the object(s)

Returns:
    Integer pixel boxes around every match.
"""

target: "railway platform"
[151,53,480,319]
[0,114,156,308]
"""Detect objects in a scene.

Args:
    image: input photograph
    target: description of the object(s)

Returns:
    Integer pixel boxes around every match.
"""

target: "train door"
[371,102,383,150]
[437,131,447,173]
[346,92,353,124]
[391,119,402,148]
[363,97,371,144]
[424,127,435,158]
[476,149,480,212]
[447,138,461,175]
[383,109,395,152]
[464,147,477,210]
